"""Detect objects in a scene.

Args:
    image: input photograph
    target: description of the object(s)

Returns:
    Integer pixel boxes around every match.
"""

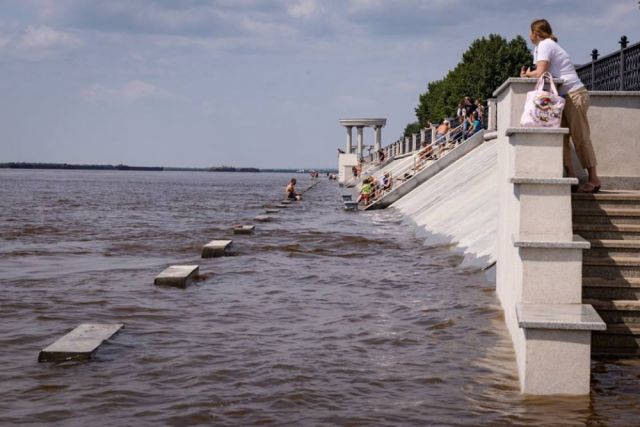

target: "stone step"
[584,299,640,324]
[39,323,125,362]
[202,240,233,258]
[572,191,640,209]
[233,225,255,235]
[573,207,640,225]
[573,223,640,240]
[154,265,199,288]
[583,277,640,300]
[583,256,640,279]
[592,347,640,358]
[584,240,640,258]
[592,324,640,352]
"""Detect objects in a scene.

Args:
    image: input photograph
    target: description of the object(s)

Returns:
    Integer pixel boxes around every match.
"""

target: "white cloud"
[81,80,171,102]
[288,0,319,19]
[17,25,80,50]
[0,24,81,60]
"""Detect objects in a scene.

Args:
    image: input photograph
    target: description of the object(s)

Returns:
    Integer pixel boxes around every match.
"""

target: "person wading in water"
[286,178,301,200]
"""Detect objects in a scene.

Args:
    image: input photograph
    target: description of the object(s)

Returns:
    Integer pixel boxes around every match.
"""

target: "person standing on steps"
[520,18,601,193]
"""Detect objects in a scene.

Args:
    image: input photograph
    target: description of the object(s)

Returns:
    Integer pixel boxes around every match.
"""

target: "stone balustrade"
[494,78,605,395]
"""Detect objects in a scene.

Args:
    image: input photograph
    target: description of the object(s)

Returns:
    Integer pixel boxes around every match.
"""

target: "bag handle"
[534,72,559,95]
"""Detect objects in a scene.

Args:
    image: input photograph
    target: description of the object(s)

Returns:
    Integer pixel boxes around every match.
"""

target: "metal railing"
[360,122,482,206]
[576,36,640,91]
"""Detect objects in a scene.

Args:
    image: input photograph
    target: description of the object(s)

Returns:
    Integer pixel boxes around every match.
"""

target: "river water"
[1,169,639,426]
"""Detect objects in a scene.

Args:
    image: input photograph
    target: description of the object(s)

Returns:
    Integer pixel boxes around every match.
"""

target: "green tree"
[403,121,421,137]
[413,34,532,126]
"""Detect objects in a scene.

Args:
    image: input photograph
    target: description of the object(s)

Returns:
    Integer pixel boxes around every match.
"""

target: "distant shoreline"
[0,162,337,174]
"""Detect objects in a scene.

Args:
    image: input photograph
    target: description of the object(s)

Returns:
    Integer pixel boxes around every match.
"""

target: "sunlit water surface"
[1,170,639,426]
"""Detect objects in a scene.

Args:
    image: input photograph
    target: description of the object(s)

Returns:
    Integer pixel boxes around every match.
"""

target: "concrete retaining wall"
[391,138,498,270]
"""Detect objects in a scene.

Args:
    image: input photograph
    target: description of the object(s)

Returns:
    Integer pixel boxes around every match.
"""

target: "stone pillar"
[494,77,605,396]
[374,126,382,152]
[487,98,497,131]
[345,126,353,153]
[431,126,437,143]
[356,126,364,160]
[420,129,426,145]
[412,133,418,152]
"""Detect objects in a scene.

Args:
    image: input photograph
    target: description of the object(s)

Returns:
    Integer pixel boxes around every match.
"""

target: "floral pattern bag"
[520,72,565,128]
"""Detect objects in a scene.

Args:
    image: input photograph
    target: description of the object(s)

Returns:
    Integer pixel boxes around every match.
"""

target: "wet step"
[254,215,272,222]
[592,323,640,355]
[573,208,640,225]
[583,277,640,300]
[202,240,233,258]
[583,256,640,279]
[584,299,640,323]
[39,323,124,362]
[154,265,199,288]
[573,224,640,240]
[585,239,640,257]
[233,225,255,235]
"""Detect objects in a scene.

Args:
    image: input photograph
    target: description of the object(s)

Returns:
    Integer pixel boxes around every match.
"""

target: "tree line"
[403,34,532,136]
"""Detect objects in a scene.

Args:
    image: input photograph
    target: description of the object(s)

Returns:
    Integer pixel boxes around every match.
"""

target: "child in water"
[286,178,301,200]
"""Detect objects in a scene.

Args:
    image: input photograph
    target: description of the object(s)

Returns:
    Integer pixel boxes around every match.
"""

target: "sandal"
[577,183,601,194]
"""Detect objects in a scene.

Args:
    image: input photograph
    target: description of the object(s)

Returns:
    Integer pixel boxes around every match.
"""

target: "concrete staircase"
[573,190,640,357]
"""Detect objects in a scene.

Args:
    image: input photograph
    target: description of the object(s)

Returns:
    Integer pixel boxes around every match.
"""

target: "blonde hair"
[531,19,558,42]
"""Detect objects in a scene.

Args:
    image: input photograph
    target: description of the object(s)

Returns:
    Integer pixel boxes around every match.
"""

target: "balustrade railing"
[576,36,640,91]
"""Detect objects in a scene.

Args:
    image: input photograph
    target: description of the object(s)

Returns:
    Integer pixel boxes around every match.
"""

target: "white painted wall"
[338,153,358,184]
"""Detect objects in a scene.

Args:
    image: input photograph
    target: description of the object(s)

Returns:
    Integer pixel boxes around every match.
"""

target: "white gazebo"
[338,118,387,160]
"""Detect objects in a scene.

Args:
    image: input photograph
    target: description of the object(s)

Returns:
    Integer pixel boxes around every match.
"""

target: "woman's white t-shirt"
[534,38,584,95]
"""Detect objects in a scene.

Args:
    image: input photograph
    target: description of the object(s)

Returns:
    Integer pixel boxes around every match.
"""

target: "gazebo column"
[345,126,353,154]
[356,126,364,160]
[374,126,382,152]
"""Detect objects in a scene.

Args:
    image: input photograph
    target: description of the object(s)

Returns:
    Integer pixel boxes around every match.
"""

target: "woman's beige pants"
[562,87,598,169]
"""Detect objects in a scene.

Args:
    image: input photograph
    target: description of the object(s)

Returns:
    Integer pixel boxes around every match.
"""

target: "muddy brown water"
[1,169,640,426]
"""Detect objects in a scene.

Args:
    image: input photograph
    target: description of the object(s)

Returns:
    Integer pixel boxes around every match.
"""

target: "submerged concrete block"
[202,240,233,258]
[281,200,293,205]
[265,209,280,214]
[342,194,353,201]
[39,323,124,362]
[154,265,199,288]
[344,201,359,211]
[274,204,289,209]
[254,215,271,222]
[233,225,255,235]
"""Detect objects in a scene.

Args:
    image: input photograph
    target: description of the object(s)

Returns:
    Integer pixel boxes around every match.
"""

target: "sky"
[0,0,638,169]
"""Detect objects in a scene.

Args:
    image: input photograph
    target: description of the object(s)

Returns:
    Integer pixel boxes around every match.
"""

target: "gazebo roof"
[338,118,387,127]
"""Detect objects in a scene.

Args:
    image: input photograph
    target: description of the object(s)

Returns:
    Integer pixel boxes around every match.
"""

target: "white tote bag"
[520,72,565,128]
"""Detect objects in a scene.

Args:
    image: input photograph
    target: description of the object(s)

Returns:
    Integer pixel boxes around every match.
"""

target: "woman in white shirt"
[520,19,601,193]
